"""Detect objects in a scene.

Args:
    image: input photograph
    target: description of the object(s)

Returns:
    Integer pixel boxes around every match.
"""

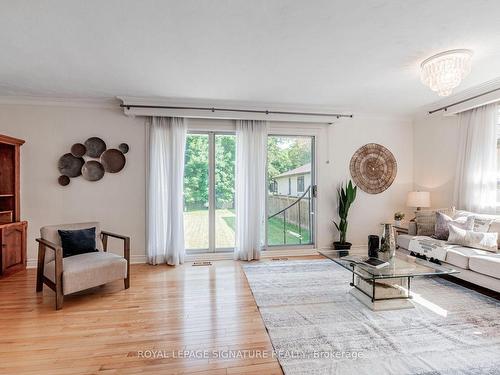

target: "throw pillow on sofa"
[434,212,474,240]
[454,210,495,232]
[448,224,498,253]
[415,207,455,236]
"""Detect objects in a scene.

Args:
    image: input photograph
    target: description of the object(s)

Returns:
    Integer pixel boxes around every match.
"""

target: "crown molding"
[0,95,119,109]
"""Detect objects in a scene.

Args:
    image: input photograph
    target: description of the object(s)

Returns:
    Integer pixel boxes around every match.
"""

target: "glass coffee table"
[319,250,459,311]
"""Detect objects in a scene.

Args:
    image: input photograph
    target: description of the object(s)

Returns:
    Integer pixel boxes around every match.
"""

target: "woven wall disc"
[349,143,397,194]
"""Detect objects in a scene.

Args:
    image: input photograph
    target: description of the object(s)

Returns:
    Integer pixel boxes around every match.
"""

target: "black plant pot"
[333,241,352,257]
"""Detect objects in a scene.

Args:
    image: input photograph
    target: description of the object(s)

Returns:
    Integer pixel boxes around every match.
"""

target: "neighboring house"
[272,163,311,196]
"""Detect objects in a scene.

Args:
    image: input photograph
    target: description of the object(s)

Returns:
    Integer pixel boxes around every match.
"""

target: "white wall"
[313,116,414,248]
[413,112,460,208]
[0,102,146,264]
[0,100,413,263]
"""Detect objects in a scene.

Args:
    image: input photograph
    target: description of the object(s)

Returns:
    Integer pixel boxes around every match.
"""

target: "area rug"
[242,259,500,375]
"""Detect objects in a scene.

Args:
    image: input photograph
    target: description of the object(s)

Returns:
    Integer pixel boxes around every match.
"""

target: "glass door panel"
[215,134,236,249]
[267,135,314,247]
[183,134,210,250]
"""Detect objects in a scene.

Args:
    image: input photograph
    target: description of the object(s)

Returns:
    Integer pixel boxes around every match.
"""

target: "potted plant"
[394,211,405,227]
[333,180,357,256]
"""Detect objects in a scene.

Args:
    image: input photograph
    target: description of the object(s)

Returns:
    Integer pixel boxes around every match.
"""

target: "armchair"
[36,222,130,310]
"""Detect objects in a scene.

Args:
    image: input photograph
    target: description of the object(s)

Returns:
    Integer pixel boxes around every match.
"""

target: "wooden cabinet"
[0,134,26,277]
[0,221,27,276]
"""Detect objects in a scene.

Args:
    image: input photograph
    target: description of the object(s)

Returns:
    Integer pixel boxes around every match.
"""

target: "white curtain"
[235,120,268,261]
[454,103,498,214]
[146,117,187,265]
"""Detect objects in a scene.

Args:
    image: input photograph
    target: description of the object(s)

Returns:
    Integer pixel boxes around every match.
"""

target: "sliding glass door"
[267,135,315,247]
[184,132,235,252]
[184,131,315,252]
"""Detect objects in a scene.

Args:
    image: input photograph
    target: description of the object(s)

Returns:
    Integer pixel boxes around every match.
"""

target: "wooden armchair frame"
[36,230,130,310]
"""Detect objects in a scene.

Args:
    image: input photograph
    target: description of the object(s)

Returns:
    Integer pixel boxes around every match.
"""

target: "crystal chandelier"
[420,49,473,96]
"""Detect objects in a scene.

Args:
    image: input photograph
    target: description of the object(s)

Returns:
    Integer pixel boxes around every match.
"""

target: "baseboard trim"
[26,245,367,268]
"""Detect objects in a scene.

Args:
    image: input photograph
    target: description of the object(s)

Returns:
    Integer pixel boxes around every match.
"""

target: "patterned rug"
[242,259,500,375]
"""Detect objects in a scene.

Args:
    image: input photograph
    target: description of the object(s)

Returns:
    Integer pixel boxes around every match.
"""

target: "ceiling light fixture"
[420,49,473,97]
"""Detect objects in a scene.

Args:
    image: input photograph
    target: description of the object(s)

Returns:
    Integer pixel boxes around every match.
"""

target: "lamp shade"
[406,191,431,208]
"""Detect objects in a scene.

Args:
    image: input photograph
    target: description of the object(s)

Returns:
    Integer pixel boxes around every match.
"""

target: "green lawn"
[184,209,311,249]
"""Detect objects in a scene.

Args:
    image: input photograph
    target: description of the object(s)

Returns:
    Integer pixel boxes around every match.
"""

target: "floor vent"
[271,257,289,261]
[193,261,212,266]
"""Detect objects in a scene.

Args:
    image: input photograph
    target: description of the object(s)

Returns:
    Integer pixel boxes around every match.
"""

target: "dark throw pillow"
[58,227,98,258]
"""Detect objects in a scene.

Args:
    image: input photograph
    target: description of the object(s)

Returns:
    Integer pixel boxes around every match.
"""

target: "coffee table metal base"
[350,275,415,311]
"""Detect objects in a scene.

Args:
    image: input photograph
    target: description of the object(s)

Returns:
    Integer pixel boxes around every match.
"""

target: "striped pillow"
[415,207,455,236]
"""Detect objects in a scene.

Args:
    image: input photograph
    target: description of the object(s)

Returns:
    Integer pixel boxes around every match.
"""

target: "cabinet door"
[1,224,26,276]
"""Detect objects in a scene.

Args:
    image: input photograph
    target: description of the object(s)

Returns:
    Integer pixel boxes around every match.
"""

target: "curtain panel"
[146,116,187,265]
[454,103,498,214]
[235,120,268,261]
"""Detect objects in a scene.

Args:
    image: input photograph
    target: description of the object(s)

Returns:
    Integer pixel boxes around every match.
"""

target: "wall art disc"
[100,149,126,173]
[349,143,397,194]
[81,160,105,181]
[58,153,85,177]
[70,143,86,157]
[84,137,107,158]
[58,175,70,186]
[118,143,129,154]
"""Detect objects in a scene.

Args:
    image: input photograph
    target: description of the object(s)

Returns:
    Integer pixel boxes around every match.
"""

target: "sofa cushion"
[468,254,500,279]
[455,210,500,248]
[396,234,414,250]
[445,247,490,269]
[40,222,104,264]
[44,252,127,295]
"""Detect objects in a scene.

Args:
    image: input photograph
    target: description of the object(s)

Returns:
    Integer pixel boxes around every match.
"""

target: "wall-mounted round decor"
[349,143,397,194]
[70,143,86,157]
[118,143,129,154]
[84,137,107,158]
[58,175,70,186]
[81,160,105,181]
[100,149,126,173]
[58,153,85,177]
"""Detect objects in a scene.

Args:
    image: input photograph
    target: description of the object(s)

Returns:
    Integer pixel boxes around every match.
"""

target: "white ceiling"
[0,0,499,115]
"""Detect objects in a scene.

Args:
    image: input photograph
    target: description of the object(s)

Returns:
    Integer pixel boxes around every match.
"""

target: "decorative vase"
[379,223,395,261]
[394,220,401,227]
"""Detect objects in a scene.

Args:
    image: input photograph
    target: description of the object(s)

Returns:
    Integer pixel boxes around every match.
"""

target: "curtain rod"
[120,104,353,119]
[428,87,500,114]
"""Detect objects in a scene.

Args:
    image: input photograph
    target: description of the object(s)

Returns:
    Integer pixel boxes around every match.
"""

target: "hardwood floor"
[0,260,292,375]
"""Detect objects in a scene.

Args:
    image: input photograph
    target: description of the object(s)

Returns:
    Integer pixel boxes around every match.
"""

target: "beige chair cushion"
[468,254,500,279]
[445,247,490,269]
[44,252,127,295]
[40,222,104,264]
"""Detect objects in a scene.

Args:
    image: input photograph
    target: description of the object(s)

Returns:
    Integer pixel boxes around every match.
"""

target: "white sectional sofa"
[397,211,500,293]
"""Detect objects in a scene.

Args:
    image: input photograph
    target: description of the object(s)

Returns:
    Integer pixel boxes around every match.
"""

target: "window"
[297,176,305,193]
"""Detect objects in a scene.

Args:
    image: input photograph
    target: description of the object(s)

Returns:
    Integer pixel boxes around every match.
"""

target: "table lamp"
[407,191,431,211]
